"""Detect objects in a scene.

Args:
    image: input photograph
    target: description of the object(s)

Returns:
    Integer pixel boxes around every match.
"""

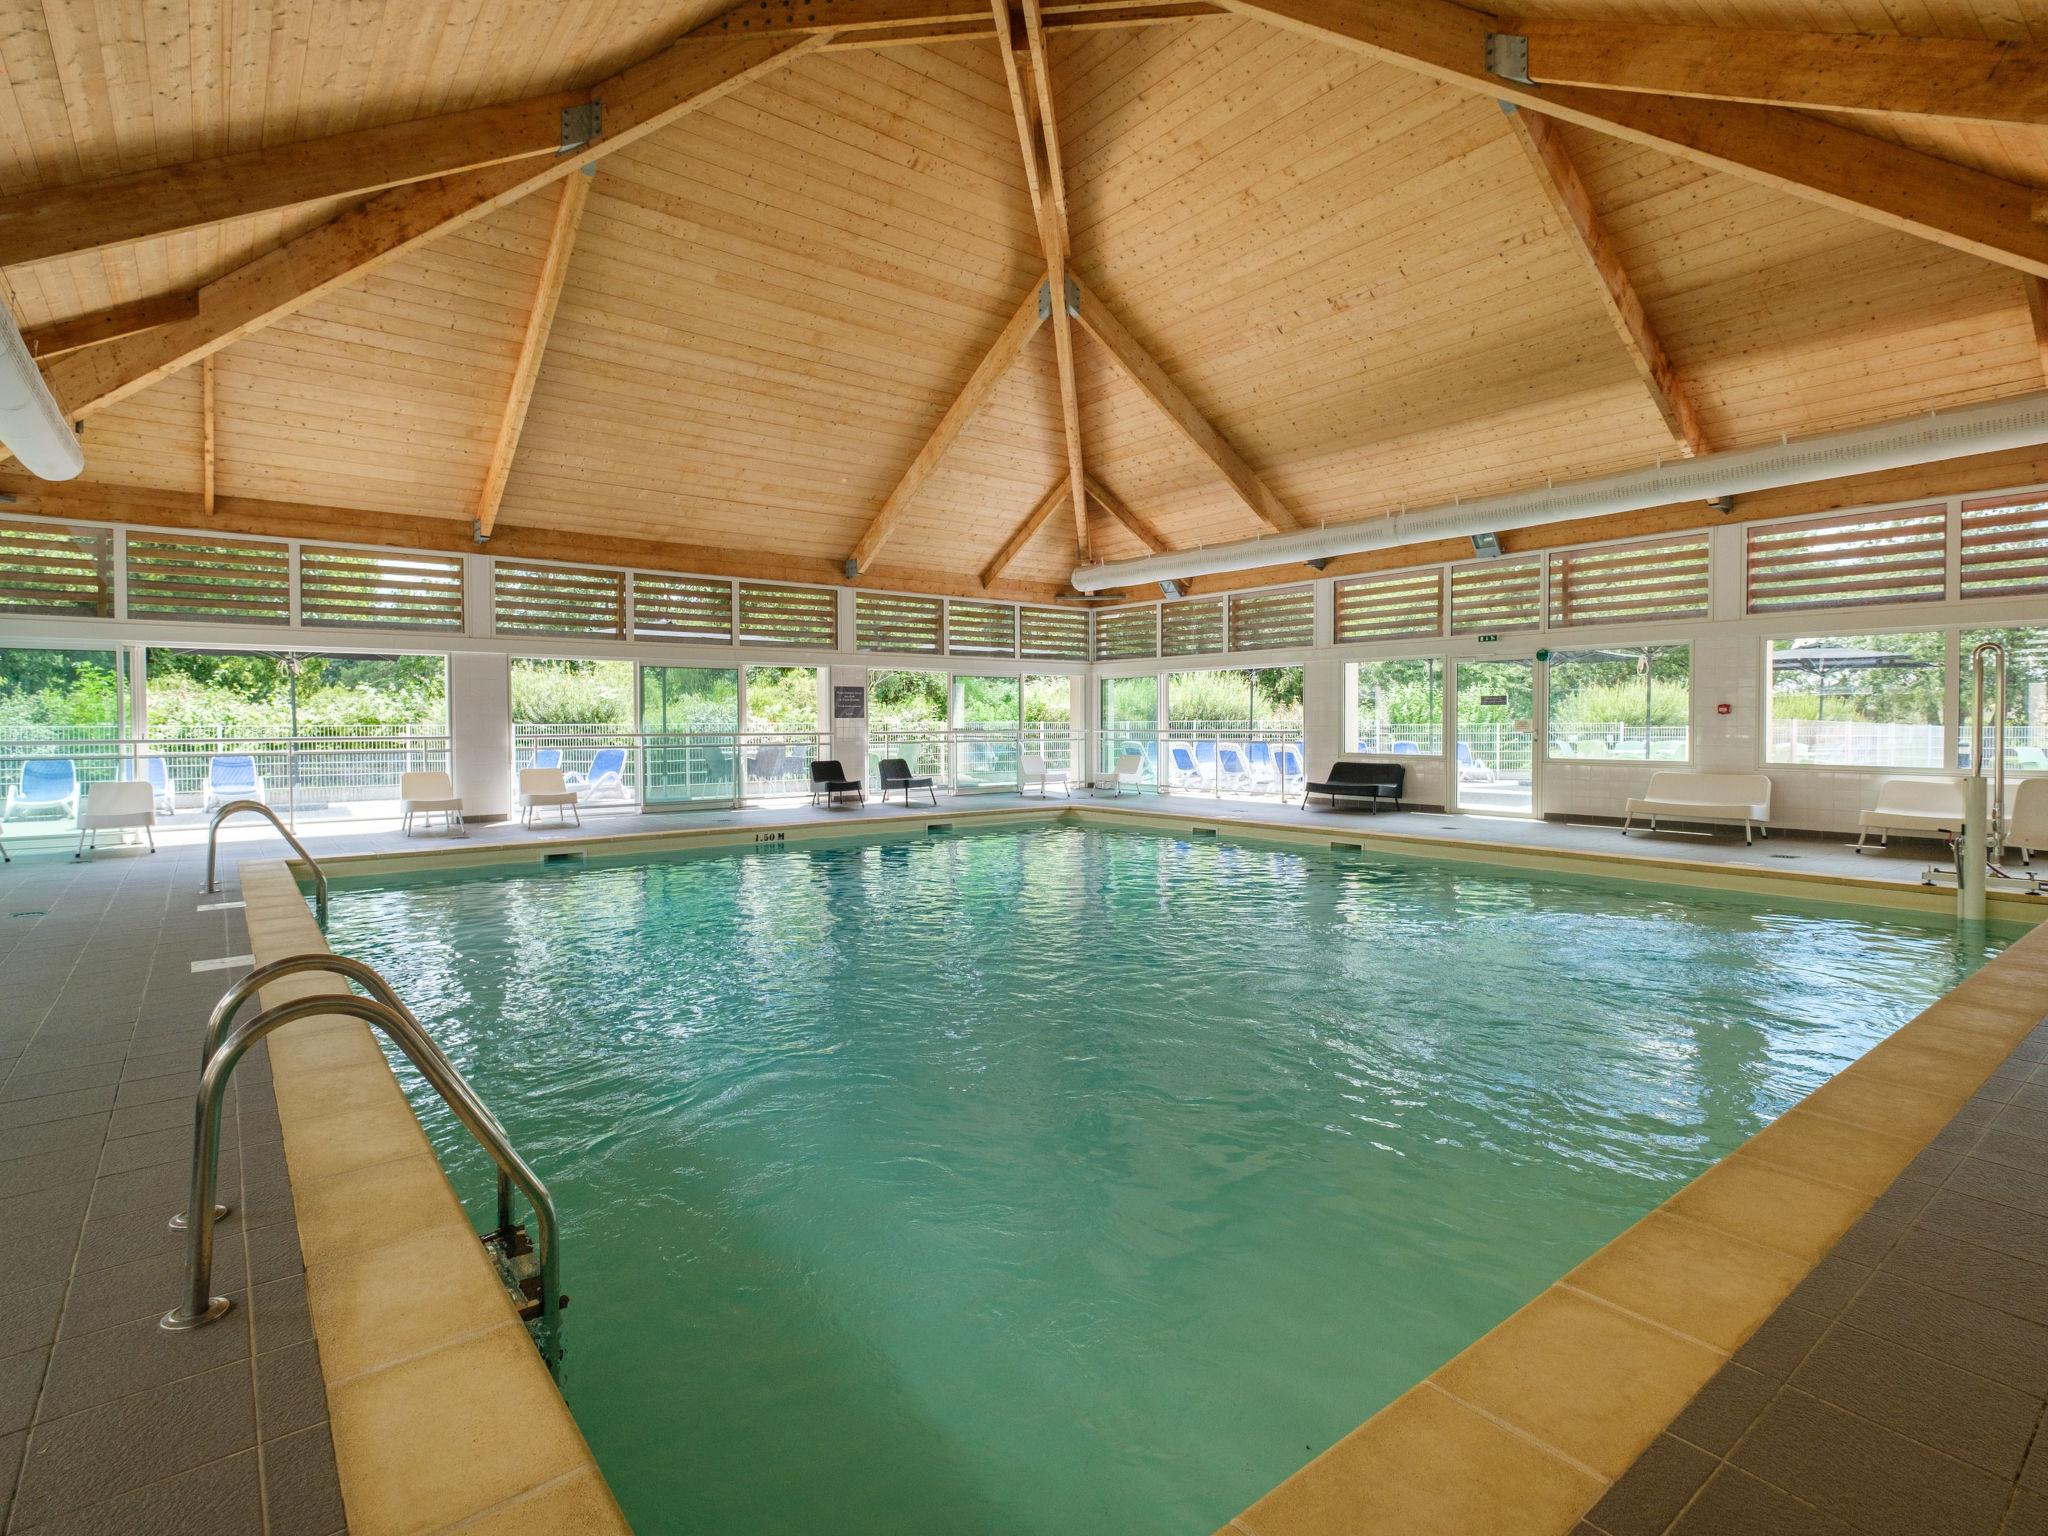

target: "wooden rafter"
[1502,106,1707,458]
[980,474,1073,587]
[21,294,201,360]
[1085,474,1172,554]
[2027,278,2048,388]
[1516,20,2048,128]
[0,3,1213,270]
[847,277,1050,574]
[1219,0,2048,281]
[475,172,594,542]
[34,34,820,427]
[993,0,1088,548]
[1070,276,1300,532]
[201,357,216,518]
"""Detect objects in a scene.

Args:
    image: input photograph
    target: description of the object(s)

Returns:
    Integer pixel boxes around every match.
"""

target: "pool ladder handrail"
[162,954,563,1362]
[201,799,328,925]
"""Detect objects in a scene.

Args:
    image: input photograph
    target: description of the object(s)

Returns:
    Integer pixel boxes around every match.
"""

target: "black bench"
[1302,760,1404,813]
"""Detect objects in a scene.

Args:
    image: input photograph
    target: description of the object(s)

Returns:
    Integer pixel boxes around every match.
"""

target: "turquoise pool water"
[326,823,2007,1535]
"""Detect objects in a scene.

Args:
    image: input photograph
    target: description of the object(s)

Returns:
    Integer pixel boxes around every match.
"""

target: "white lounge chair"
[1622,771,1774,846]
[400,771,466,837]
[1096,751,1145,797]
[1021,752,1069,797]
[1856,777,1964,851]
[517,767,580,828]
[2007,778,2048,866]
[74,780,156,859]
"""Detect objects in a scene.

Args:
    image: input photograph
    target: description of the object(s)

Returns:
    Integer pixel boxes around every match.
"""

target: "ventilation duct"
[0,304,82,480]
[1069,393,2048,592]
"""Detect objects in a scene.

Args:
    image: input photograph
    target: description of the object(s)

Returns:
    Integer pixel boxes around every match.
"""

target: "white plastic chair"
[1021,752,1069,798]
[75,780,156,859]
[517,767,580,828]
[2007,778,2048,866]
[1096,752,1145,797]
[400,770,466,837]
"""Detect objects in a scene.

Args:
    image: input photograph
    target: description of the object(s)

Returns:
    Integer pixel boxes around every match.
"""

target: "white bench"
[1855,776,1963,851]
[75,779,156,859]
[516,767,581,828]
[2008,778,2048,865]
[1622,771,1774,846]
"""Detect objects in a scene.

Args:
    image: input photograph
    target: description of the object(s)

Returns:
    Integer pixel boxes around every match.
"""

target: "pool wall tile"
[238,860,630,1536]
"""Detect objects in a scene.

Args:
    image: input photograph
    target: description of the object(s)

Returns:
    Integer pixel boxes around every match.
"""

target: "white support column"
[827,665,868,783]
[1302,657,1342,778]
[449,650,513,821]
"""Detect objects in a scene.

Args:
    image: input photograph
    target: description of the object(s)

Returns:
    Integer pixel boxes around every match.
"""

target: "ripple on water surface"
[327,823,2005,1536]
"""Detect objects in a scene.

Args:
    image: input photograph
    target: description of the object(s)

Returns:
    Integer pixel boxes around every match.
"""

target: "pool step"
[482,1223,569,1326]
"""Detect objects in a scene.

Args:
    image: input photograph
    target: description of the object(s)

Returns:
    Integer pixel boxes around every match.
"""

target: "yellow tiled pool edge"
[239,808,2048,1535]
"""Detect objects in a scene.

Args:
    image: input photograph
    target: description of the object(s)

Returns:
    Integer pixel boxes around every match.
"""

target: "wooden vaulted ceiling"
[2,0,2048,607]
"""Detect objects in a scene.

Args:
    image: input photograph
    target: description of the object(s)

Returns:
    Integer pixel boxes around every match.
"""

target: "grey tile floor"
[0,838,343,1536]
[1580,1020,2048,1536]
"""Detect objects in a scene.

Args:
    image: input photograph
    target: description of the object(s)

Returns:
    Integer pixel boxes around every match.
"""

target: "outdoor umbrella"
[1769,644,1928,721]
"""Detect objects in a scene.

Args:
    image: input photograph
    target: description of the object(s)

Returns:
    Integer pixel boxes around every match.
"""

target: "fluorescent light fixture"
[1470,531,1502,559]
[0,304,82,480]
[1158,578,1183,597]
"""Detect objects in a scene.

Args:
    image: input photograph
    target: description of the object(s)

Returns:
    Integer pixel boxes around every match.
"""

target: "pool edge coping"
[243,805,2048,1536]
[239,858,632,1536]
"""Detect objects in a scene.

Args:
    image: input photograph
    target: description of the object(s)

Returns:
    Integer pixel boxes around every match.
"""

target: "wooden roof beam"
[1515,19,2048,128]
[980,474,1074,587]
[2027,278,2048,389]
[847,276,1050,574]
[1219,0,2048,281]
[993,0,1089,550]
[1502,105,1706,458]
[1084,474,1174,553]
[200,356,216,519]
[36,33,821,426]
[1070,276,1301,533]
[819,4,1216,49]
[694,0,1201,39]
[21,293,201,359]
[474,172,594,542]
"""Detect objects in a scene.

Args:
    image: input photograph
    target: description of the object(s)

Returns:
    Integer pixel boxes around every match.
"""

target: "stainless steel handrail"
[170,955,521,1243]
[161,991,563,1361]
[202,799,328,924]
[1971,640,2010,851]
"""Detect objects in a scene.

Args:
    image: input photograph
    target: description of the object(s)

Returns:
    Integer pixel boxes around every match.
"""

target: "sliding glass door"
[1454,659,1536,815]
[641,665,739,806]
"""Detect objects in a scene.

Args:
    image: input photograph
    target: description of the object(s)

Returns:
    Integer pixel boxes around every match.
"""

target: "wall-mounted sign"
[1475,634,1499,643]
[833,685,866,720]
[1479,693,1509,706]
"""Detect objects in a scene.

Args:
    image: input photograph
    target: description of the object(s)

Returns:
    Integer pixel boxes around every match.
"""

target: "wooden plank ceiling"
[1,0,2046,604]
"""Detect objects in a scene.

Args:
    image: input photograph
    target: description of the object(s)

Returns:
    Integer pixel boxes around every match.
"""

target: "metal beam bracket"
[1063,275,1080,317]
[842,556,860,581]
[471,517,489,545]
[1036,280,1052,322]
[1484,33,1534,87]
[560,102,601,154]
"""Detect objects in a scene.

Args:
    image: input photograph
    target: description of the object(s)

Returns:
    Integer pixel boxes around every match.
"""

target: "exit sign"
[1475,634,1499,643]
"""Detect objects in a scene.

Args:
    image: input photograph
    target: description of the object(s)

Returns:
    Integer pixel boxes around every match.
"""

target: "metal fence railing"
[511,729,834,809]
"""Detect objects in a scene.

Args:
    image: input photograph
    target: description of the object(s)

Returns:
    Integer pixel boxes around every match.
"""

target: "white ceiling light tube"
[1069,393,2048,591]
[0,304,83,480]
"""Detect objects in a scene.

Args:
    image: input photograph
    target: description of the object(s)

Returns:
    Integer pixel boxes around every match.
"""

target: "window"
[1959,627,2048,771]
[300,547,464,631]
[146,649,448,821]
[511,658,632,798]
[1767,633,1942,767]
[854,592,942,654]
[1959,495,2048,602]
[744,666,820,732]
[946,600,1017,658]
[1095,606,1158,661]
[737,582,837,649]
[1161,597,1225,657]
[1023,676,1072,728]
[956,675,1020,727]
[128,532,290,624]
[1168,669,1254,733]
[633,574,734,643]
[1100,675,1158,784]
[493,562,625,638]
[640,666,739,805]
[1334,569,1441,643]
[1019,605,1088,661]
[867,670,947,731]
[1350,658,1443,754]
[1228,586,1313,651]
[0,520,112,617]
[1449,559,1542,634]
[1747,506,1946,613]
[0,647,126,826]
[1546,646,1690,761]
[1548,535,1709,629]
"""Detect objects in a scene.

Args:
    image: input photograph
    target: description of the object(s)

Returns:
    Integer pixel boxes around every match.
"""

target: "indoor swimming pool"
[324,821,2009,1534]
